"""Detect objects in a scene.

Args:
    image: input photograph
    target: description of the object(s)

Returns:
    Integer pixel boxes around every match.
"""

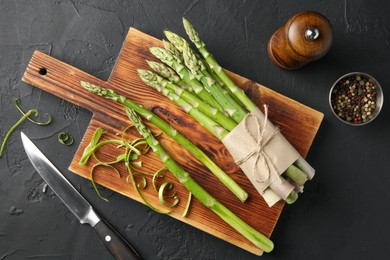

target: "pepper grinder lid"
[268,11,333,69]
[286,11,333,61]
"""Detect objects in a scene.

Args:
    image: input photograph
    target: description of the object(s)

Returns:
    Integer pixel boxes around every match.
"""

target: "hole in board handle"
[38,68,47,75]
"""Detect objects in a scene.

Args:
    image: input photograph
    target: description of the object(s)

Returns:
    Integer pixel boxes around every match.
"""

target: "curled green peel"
[0,109,38,158]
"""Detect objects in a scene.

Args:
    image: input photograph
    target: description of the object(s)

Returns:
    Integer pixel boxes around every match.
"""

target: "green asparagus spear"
[81,81,248,202]
[150,47,224,113]
[182,17,256,112]
[137,70,228,139]
[138,69,300,203]
[138,69,237,131]
[145,60,180,84]
[125,107,274,253]
[180,18,308,203]
[146,60,192,92]
[164,29,246,109]
[181,40,247,123]
[162,40,184,62]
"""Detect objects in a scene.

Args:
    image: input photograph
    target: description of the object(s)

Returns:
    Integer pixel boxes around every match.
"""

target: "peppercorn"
[331,74,377,124]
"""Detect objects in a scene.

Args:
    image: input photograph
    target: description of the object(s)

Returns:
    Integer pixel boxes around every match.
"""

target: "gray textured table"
[1,1,389,259]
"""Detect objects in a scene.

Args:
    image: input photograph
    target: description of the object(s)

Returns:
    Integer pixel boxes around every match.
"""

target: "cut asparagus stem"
[284,164,308,186]
[295,156,315,180]
[285,190,298,204]
[125,108,274,253]
[137,70,228,139]
[81,81,248,202]
[262,187,298,205]
[150,47,224,112]
[182,41,247,123]
[183,17,256,112]
[269,175,296,200]
[138,69,237,131]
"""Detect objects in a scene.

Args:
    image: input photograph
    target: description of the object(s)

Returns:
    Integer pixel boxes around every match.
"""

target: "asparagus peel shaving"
[13,98,52,125]
[1,98,52,158]
[0,109,38,158]
[81,81,248,202]
[79,126,176,214]
[125,107,274,253]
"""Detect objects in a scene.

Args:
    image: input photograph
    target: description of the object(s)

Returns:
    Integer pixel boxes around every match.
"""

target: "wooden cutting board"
[22,27,323,255]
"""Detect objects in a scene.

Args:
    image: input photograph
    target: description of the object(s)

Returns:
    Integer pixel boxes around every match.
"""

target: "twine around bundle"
[235,105,280,183]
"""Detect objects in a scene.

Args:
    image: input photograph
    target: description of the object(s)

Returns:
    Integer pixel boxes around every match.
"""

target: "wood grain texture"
[22,28,323,255]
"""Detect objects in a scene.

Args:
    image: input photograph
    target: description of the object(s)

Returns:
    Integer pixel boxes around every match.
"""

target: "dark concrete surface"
[1,0,389,259]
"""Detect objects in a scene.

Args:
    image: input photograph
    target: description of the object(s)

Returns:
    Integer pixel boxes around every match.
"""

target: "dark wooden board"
[22,28,323,255]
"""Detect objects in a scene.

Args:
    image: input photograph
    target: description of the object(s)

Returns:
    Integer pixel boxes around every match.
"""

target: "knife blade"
[21,132,140,260]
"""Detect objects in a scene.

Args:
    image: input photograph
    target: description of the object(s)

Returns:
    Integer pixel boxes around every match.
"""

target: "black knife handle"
[93,219,140,260]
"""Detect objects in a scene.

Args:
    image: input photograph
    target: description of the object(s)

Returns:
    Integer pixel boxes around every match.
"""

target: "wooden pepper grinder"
[267,11,333,70]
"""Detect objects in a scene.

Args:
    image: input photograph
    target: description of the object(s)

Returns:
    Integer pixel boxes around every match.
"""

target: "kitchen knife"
[21,132,140,260]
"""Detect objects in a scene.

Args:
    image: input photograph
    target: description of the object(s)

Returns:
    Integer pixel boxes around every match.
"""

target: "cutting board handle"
[22,51,123,119]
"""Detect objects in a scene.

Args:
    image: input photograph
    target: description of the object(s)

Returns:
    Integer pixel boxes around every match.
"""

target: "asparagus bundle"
[125,107,274,253]
[81,81,248,202]
[139,18,315,206]
[138,68,299,204]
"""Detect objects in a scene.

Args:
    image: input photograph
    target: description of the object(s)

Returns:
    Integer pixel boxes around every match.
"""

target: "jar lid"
[286,11,333,60]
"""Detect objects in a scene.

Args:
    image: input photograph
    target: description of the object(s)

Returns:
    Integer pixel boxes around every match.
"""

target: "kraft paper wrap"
[222,106,300,205]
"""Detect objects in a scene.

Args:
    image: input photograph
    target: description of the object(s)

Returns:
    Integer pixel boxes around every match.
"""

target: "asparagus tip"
[161,39,169,47]
[80,80,88,87]
[137,69,153,83]
[137,68,147,75]
[163,28,172,36]
[164,30,184,45]
[80,80,98,92]
[182,17,190,26]
[182,17,194,33]
[150,47,166,59]
[149,46,160,53]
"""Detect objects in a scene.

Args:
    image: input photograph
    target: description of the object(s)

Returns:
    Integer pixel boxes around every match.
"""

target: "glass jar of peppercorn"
[329,72,383,126]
